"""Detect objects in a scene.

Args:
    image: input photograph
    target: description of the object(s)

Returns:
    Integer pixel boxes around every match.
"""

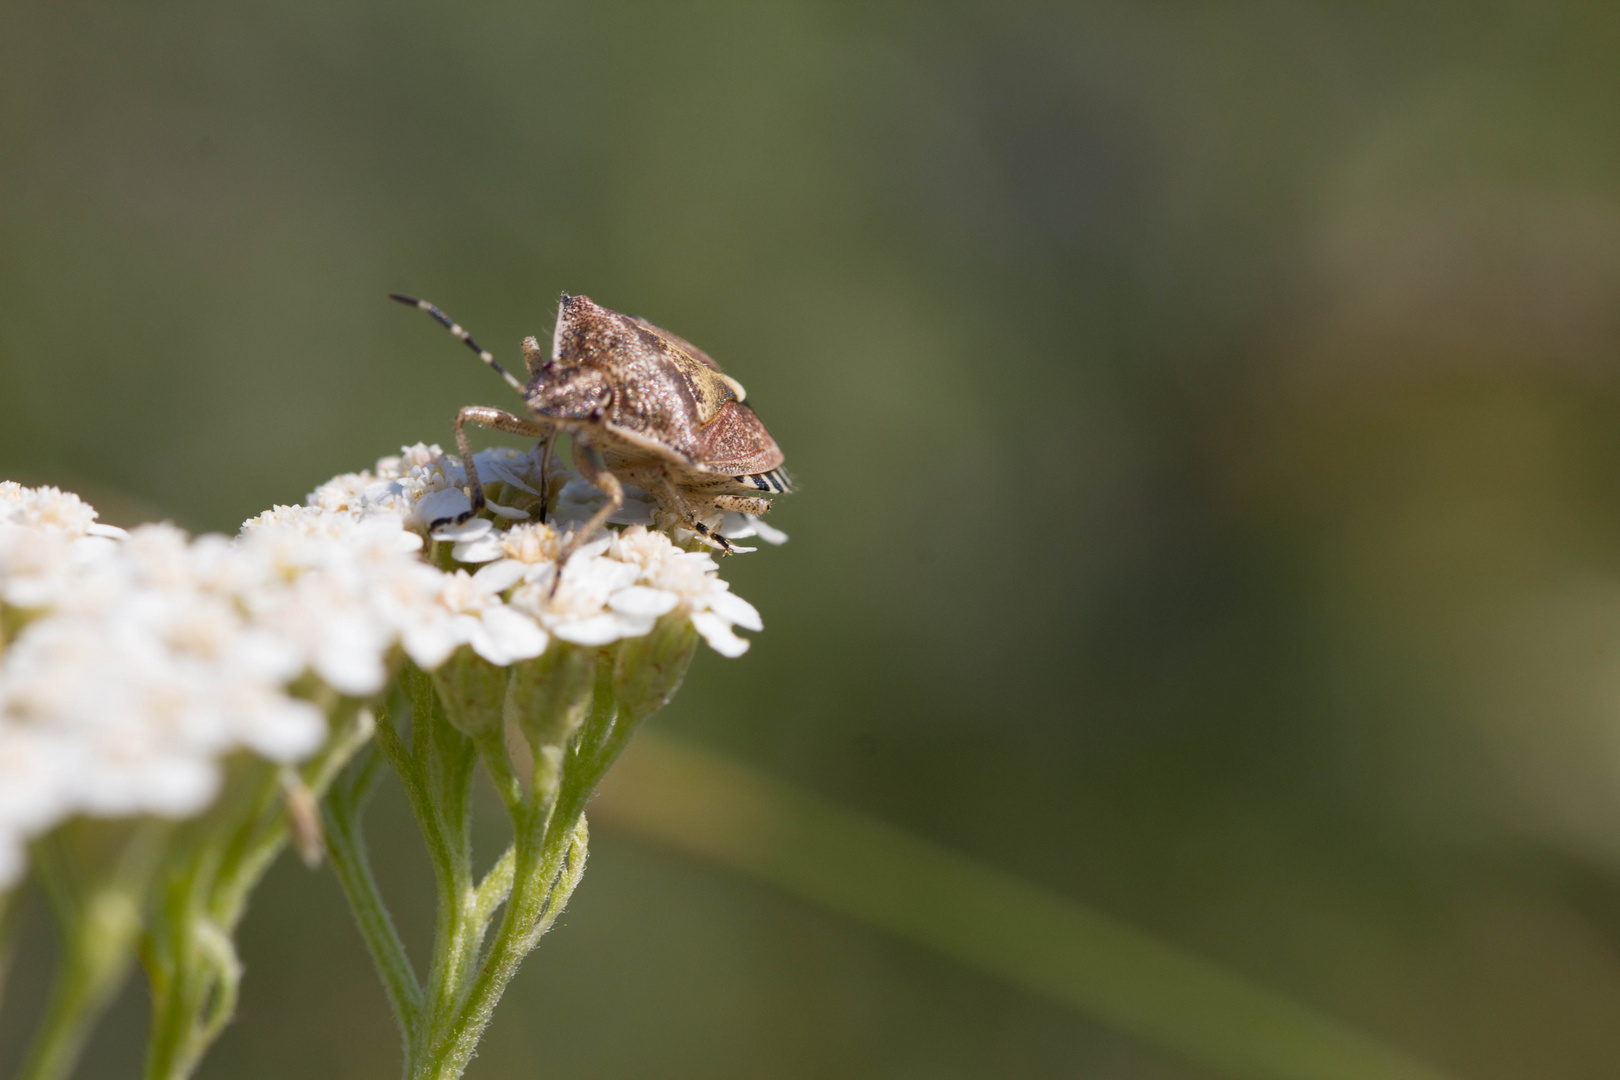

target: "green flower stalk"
[141,699,374,1080]
[18,819,167,1080]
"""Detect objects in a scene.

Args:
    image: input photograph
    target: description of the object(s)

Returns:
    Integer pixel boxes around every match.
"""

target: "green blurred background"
[6,2,1620,1077]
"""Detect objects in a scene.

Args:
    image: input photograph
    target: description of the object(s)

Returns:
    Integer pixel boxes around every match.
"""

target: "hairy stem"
[412,814,587,1080]
[325,747,422,1047]
[403,666,482,1056]
[408,686,622,1080]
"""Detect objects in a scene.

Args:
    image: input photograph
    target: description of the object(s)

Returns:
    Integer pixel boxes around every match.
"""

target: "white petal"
[690,611,750,657]
[552,613,645,646]
[82,753,221,819]
[422,490,476,532]
[472,559,528,594]
[236,699,327,761]
[227,631,306,683]
[474,608,547,664]
[717,512,754,537]
[401,622,459,671]
[608,586,680,619]
[313,633,389,697]
[746,515,789,545]
[475,453,540,494]
[386,526,425,553]
[707,590,763,632]
[485,500,530,520]
[430,514,492,543]
[575,535,614,561]
[452,535,505,563]
[520,562,559,588]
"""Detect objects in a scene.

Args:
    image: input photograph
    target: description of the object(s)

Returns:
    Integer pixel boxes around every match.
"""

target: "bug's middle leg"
[437,406,551,529]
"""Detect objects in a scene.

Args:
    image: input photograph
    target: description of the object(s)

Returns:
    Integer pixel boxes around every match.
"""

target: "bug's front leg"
[551,440,625,592]
[534,435,555,524]
[436,406,552,530]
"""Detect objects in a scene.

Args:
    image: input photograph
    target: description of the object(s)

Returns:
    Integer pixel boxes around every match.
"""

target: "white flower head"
[0,480,435,886]
[608,526,763,656]
[317,443,550,536]
[0,484,128,612]
[0,483,125,540]
[509,548,646,646]
[0,440,778,888]
[373,442,445,481]
[432,568,549,665]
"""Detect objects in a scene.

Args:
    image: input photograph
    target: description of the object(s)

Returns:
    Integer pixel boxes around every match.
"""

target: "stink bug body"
[390,292,790,557]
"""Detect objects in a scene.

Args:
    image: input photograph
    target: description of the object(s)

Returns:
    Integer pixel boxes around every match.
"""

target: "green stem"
[325,748,423,1046]
[408,689,620,1080]
[364,640,681,1080]
[470,847,516,928]
[19,823,166,1080]
[203,766,283,925]
[141,838,217,1080]
[209,698,373,928]
[376,686,467,1059]
[412,813,588,1080]
[142,704,376,1080]
[472,728,525,827]
[369,678,480,1076]
[375,692,457,884]
[192,920,242,1052]
[405,670,482,1053]
[329,668,541,1080]
[0,881,23,1012]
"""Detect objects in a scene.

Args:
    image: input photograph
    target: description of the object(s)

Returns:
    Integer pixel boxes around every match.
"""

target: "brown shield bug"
[389,292,791,559]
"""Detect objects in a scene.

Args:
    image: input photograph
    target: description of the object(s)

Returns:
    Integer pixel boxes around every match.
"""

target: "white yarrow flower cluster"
[0,482,127,611]
[0,444,778,888]
[0,497,437,886]
[309,442,543,533]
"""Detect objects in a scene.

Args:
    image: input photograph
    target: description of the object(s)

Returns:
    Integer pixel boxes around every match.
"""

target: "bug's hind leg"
[653,476,738,554]
[711,495,771,516]
[432,406,551,531]
[689,517,734,553]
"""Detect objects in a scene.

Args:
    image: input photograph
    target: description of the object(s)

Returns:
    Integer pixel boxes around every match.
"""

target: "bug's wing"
[695,401,786,476]
[630,317,746,427]
[632,318,723,372]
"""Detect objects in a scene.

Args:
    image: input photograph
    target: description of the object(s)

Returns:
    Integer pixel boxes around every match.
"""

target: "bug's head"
[523,293,617,421]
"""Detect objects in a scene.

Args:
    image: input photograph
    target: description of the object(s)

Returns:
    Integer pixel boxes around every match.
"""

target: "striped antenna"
[389,293,527,395]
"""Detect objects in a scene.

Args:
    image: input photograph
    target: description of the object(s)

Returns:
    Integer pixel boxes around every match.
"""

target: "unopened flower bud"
[612,615,699,724]
[431,645,509,739]
[505,644,598,750]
